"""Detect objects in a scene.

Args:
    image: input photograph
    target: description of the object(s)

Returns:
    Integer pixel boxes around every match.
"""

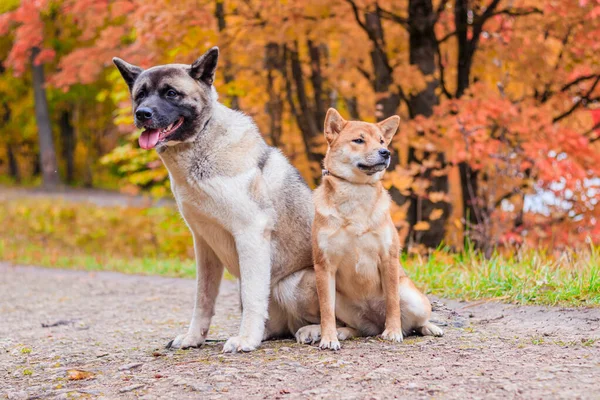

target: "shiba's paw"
[381,328,404,343]
[295,325,321,344]
[222,335,259,353]
[319,334,341,351]
[420,322,444,337]
[166,333,205,349]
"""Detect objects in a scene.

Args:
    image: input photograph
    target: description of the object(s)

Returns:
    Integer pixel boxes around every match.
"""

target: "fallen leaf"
[67,369,95,380]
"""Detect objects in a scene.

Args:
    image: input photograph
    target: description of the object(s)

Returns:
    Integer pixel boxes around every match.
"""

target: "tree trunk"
[31,47,61,189]
[59,110,76,184]
[285,43,324,178]
[2,102,20,182]
[406,0,450,248]
[215,0,239,110]
[408,0,438,118]
[307,40,328,127]
[459,161,480,231]
[6,142,20,183]
[454,0,470,98]
[344,96,360,120]
[454,0,484,241]
[264,43,284,147]
[365,10,401,121]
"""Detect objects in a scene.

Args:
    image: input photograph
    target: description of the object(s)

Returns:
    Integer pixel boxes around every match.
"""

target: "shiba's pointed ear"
[378,115,400,144]
[324,108,346,143]
[112,57,144,91]
[190,47,219,85]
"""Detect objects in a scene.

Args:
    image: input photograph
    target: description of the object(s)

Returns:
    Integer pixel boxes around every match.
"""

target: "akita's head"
[322,108,400,184]
[112,47,219,150]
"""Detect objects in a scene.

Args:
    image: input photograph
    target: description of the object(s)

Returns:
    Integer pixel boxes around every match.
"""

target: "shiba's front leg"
[315,262,340,350]
[168,235,223,349]
[222,221,272,353]
[381,244,403,343]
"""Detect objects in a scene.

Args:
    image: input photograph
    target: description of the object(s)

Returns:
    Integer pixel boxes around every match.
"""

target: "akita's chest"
[169,175,260,278]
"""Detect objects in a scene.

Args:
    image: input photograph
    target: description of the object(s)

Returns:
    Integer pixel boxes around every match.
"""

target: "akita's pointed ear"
[112,57,144,92]
[324,108,346,143]
[190,47,219,85]
[378,115,400,144]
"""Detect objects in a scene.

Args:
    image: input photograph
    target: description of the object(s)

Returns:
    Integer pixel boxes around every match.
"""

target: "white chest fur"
[170,170,268,278]
[315,183,393,275]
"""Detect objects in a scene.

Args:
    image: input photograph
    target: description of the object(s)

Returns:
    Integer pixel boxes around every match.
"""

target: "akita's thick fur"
[113,47,320,353]
[296,108,443,350]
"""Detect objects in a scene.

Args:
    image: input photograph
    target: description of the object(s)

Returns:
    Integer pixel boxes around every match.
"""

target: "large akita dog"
[296,108,443,350]
[113,47,320,353]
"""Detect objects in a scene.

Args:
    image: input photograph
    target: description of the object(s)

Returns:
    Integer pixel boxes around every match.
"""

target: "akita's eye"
[353,138,365,144]
[136,90,146,100]
[166,89,178,98]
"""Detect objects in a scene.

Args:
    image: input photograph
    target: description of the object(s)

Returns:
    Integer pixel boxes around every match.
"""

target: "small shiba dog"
[296,108,444,350]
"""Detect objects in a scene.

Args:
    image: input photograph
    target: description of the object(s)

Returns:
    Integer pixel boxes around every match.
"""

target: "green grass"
[0,239,196,277]
[0,198,598,306]
[407,248,600,306]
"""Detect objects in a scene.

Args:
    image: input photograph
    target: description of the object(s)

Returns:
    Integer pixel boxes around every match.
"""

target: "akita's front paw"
[295,325,321,344]
[319,334,341,351]
[381,328,404,343]
[222,335,260,353]
[420,322,444,337]
[166,332,205,349]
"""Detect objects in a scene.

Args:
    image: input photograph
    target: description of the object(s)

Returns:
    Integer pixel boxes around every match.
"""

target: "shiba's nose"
[135,107,153,121]
[378,149,391,159]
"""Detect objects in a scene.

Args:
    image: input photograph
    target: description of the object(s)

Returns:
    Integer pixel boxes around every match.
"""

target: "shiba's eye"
[380,139,384,145]
[353,138,365,144]
[166,89,178,98]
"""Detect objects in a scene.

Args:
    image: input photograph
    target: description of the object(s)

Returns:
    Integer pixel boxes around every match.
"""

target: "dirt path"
[1,263,599,399]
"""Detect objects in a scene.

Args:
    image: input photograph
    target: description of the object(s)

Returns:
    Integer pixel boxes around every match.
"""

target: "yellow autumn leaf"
[429,192,448,203]
[413,221,430,231]
[429,209,444,221]
[391,175,413,191]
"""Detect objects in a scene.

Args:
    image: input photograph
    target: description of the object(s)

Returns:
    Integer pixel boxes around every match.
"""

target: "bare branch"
[437,30,456,44]
[560,74,600,93]
[553,75,600,123]
[494,183,530,209]
[585,121,600,142]
[345,0,369,33]
[378,7,409,29]
[488,7,542,18]
[356,65,372,82]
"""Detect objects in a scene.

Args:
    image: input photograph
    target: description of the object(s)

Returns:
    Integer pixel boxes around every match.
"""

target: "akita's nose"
[135,107,153,121]
[378,149,391,159]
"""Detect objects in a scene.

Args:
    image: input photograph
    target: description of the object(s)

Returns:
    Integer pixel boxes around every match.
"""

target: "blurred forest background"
[1,0,600,257]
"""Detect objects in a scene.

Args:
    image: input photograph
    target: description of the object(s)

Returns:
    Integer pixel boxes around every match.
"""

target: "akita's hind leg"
[268,268,321,340]
[399,276,444,337]
[295,324,359,344]
[418,322,444,337]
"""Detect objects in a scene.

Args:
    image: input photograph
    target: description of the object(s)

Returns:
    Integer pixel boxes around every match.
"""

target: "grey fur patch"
[257,147,273,171]
[291,169,310,188]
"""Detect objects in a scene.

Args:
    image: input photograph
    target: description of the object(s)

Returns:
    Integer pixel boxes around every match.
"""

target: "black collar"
[321,169,376,186]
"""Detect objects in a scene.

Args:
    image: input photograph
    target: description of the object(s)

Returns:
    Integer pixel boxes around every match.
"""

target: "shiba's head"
[322,108,400,184]
[112,47,219,150]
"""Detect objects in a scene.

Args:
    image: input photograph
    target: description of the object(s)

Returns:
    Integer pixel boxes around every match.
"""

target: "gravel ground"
[1,263,599,400]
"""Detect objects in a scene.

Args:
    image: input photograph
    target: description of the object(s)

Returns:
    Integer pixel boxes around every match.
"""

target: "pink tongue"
[139,129,160,149]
